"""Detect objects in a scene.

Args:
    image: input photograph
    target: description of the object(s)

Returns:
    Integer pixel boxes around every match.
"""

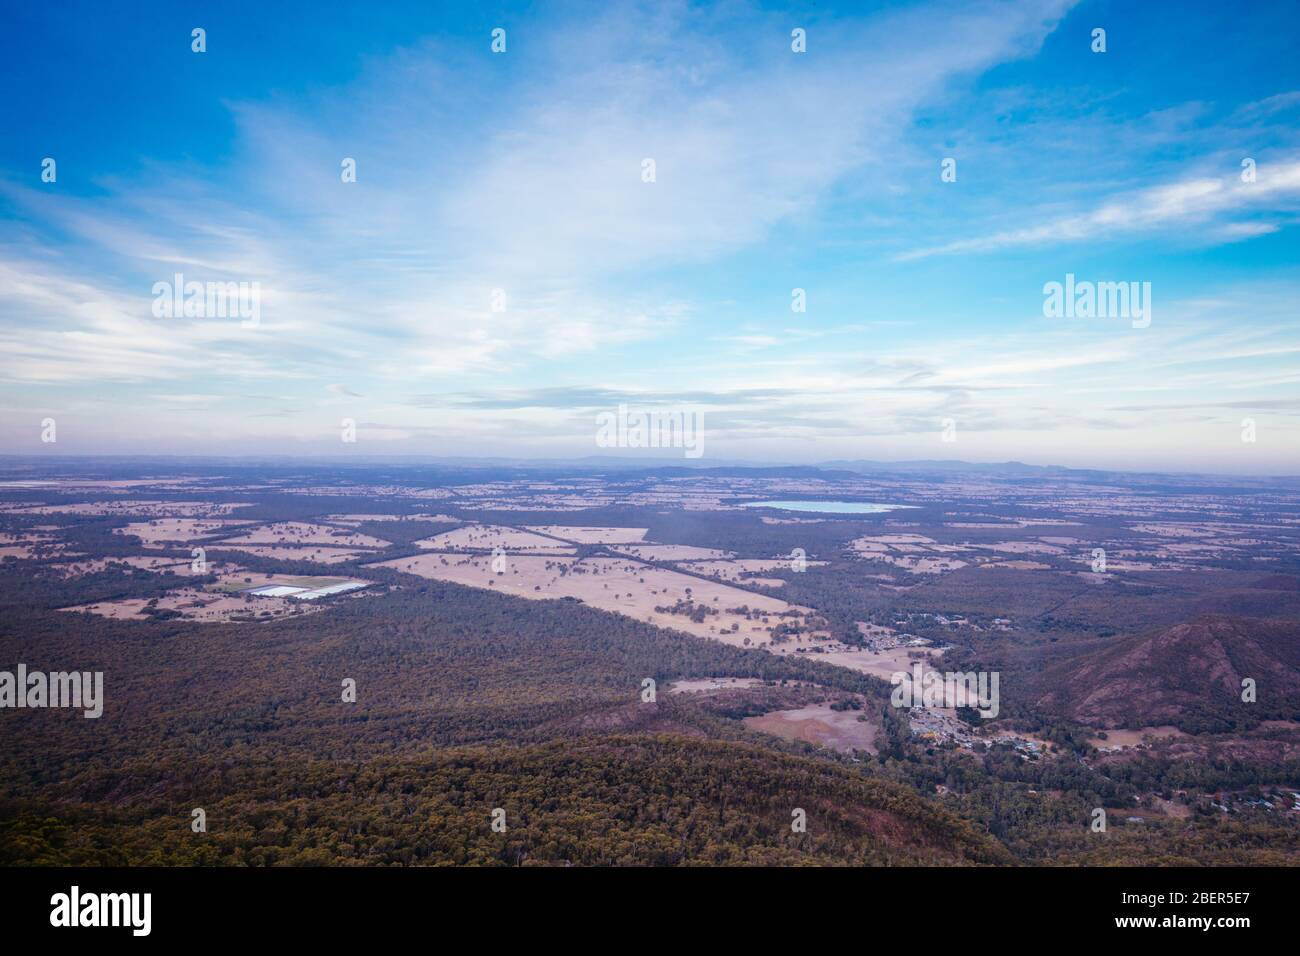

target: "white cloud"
[900,159,1300,259]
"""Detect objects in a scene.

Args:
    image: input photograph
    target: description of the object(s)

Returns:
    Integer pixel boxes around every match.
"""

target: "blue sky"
[2,0,1298,472]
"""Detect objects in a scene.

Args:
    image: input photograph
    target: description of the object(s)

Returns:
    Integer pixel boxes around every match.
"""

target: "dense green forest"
[0,736,1009,866]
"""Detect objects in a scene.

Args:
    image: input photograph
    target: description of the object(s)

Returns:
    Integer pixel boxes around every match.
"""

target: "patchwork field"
[50,555,203,578]
[371,551,828,648]
[0,531,64,560]
[61,587,310,623]
[58,569,374,622]
[675,558,825,585]
[209,545,376,564]
[414,524,574,553]
[220,521,390,549]
[115,518,255,546]
[611,544,736,561]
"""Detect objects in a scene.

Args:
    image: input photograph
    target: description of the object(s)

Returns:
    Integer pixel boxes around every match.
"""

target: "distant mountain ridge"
[2,453,1298,483]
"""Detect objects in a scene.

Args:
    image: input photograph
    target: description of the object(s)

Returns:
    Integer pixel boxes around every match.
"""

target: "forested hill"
[1032,615,1300,732]
[1,737,1008,866]
[0,563,1001,866]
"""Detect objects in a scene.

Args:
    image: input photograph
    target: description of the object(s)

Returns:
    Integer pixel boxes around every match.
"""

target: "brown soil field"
[986,540,1066,555]
[0,539,79,560]
[1131,523,1215,537]
[221,521,390,549]
[676,558,826,582]
[1089,726,1190,751]
[849,534,970,575]
[744,702,880,754]
[414,524,574,553]
[370,552,827,648]
[60,588,314,623]
[115,518,256,547]
[811,644,936,680]
[886,555,969,574]
[49,555,201,578]
[668,677,767,694]
[209,545,374,564]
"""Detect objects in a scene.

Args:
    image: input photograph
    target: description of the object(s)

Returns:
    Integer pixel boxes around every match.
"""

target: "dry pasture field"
[50,555,200,578]
[414,524,575,553]
[744,702,880,754]
[211,545,375,564]
[221,521,390,549]
[372,551,827,648]
[60,588,311,623]
[115,518,255,547]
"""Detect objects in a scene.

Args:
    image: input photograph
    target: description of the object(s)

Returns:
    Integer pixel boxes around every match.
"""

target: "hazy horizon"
[4,450,1300,483]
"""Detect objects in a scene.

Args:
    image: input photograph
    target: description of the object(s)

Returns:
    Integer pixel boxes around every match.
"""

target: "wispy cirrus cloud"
[0,0,1077,390]
[899,159,1300,260]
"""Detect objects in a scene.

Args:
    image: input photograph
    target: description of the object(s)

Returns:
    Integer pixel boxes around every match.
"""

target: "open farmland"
[220,521,391,549]
[371,551,829,648]
[413,524,575,553]
[4,458,1300,872]
[115,518,256,546]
